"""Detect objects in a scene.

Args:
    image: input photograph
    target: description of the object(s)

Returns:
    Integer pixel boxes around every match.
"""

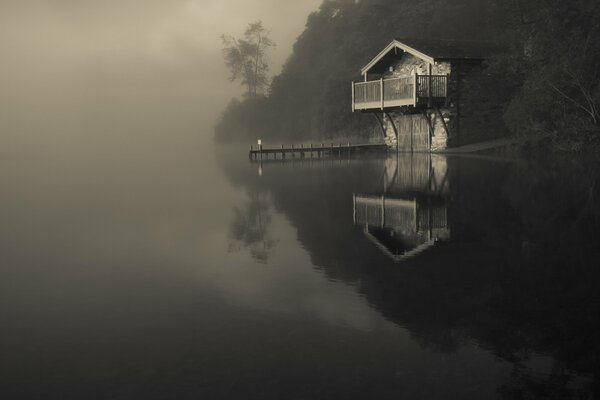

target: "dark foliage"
[500,0,600,151]
[215,0,600,152]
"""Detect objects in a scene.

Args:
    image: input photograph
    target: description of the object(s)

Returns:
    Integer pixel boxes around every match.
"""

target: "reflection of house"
[351,38,502,151]
[354,194,450,262]
[353,154,450,262]
[382,153,449,195]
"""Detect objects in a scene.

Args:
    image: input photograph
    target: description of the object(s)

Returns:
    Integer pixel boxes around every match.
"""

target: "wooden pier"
[249,143,388,160]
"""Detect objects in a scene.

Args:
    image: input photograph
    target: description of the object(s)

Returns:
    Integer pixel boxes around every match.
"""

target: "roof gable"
[361,38,495,76]
[361,40,433,75]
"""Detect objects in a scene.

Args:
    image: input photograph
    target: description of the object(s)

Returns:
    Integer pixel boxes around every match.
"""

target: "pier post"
[281,144,285,159]
[300,144,304,158]
[291,144,294,158]
[250,145,253,160]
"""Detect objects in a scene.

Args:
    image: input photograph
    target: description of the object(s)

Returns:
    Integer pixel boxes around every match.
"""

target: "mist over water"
[0,0,321,156]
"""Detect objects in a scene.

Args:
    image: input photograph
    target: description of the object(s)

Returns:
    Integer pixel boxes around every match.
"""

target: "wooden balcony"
[352,75,448,111]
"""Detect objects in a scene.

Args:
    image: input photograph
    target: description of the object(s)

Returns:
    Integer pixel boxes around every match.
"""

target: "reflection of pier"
[353,154,450,262]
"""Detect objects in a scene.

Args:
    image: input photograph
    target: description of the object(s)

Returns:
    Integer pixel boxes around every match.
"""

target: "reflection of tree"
[219,152,600,397]
[228,190,278,263]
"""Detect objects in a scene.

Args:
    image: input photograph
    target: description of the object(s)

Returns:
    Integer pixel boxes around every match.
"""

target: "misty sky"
[0,0,321,153]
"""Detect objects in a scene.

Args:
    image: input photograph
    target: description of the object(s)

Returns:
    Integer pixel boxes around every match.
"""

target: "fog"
[0,0,321,155]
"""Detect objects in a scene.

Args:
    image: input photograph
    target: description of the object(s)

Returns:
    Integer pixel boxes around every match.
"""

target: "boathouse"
[352,39,501,151]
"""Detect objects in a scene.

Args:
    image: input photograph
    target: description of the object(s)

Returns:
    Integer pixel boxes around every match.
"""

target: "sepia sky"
[0,0,322,153]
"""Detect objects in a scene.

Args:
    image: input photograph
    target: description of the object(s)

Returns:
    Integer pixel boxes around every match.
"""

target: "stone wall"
[383,53,451,79]
[429,109,451,152]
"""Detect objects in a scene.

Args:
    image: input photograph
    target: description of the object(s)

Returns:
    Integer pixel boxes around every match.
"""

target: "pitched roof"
[361,38,499,75]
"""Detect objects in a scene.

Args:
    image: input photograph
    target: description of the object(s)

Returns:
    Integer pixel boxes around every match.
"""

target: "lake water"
[1,141,599,399]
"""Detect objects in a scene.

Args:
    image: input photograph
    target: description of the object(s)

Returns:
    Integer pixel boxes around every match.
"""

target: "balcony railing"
[352,74,448,111]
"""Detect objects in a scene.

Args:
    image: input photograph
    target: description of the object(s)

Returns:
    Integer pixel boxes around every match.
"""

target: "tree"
[221,21,275,98]
[500,0,600,150]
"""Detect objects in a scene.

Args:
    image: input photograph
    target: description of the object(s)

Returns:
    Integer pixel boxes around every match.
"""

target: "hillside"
[215,0,600,152]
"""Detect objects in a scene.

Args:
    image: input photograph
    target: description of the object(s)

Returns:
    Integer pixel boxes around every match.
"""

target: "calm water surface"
[1,141,599,399]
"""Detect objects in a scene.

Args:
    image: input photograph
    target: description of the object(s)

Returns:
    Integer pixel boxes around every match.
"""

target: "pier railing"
[352,74,447,111]
[249,142,388,161]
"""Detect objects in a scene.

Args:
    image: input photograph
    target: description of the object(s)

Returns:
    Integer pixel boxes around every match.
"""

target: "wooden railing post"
[413,73,418,106]
[428,66,433,108]
[380,77,384,110]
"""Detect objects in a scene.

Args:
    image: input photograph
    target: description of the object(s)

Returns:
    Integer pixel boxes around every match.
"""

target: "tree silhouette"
[221,21,275,98]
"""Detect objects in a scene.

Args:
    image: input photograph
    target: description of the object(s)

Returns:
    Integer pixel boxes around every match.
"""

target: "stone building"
[351,39,503,151]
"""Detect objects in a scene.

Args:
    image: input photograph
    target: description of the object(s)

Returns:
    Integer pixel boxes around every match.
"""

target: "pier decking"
[249,143,388,160]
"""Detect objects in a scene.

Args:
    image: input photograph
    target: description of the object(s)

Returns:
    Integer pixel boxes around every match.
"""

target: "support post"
[422,110,434,152]
[353,193,356,225]
[381,196,385,228]
[372,113,386,138]
[383,111,399,153]
[435,106,450,141]
[410,115,414,153]
[351,81,355,112]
